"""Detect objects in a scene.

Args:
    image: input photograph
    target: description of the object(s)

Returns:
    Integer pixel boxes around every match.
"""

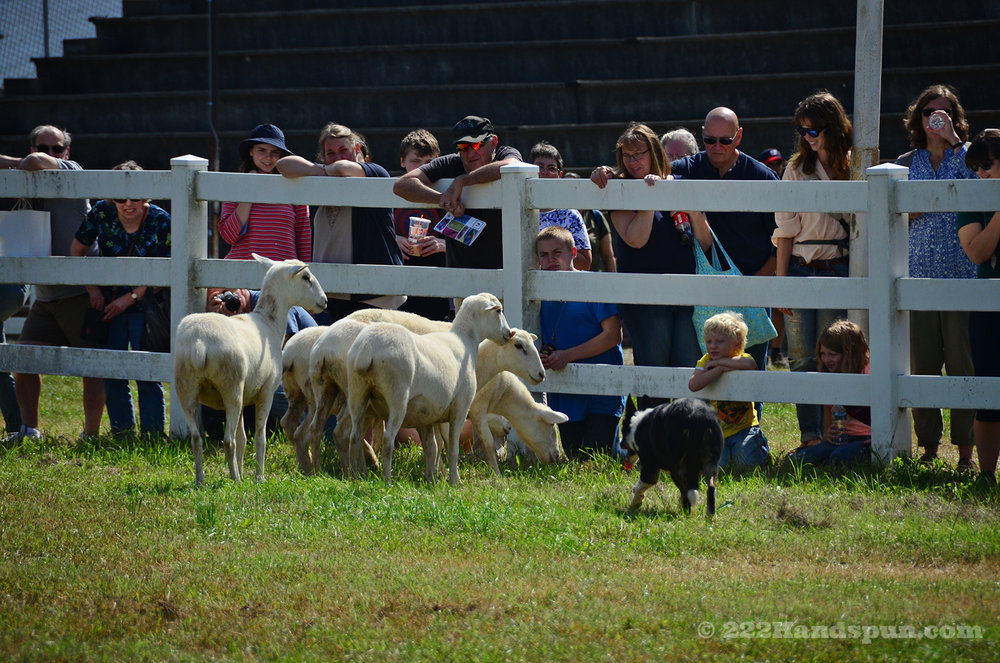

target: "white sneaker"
[15,425,42,441]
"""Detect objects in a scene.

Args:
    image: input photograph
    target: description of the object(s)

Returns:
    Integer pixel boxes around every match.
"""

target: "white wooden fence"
[2,156,999,462]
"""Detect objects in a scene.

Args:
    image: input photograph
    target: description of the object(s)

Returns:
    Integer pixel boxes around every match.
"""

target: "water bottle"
[831,405,848,444]
[671,211,693,246]
[928,113,945,131]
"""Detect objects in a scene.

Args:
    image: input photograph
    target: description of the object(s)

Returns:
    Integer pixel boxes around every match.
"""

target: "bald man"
[670,107,779,390]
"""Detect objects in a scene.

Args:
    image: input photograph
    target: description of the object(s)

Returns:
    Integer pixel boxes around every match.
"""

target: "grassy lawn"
[2,376,996,662]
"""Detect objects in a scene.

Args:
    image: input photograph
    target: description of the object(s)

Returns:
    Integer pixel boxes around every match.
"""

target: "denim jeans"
[719,425,770,470]
[785,258,848,442]
[0,284,29,433]
[788,436,870,466]
[619,303,700,407]
[620,303,699,367]
[103,308,164,435]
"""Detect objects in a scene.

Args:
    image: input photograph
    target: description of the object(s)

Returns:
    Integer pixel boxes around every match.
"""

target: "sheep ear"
[540,408,569,425]
[292,265,308,276]
[252,253,276,268]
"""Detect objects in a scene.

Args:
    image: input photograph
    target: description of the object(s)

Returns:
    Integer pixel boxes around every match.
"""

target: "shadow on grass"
[720,453,998,503]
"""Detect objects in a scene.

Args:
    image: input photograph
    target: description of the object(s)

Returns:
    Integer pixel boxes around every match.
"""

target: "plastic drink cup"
[408,216,430,255]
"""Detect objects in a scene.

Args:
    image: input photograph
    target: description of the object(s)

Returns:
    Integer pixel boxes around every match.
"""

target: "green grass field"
[1,375,996,662]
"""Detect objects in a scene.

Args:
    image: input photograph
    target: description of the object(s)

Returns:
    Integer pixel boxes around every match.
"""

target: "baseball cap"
[759,148,783,164]
[453,116,494,145]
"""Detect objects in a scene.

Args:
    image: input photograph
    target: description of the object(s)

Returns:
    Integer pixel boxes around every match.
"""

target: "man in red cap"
[393,115,522,270]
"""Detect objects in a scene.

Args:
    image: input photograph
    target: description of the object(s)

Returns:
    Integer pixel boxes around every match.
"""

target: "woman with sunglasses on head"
[895,84,977,469]
[773,91,854,450]
[219,123,311,262]
[590,123,712,400]
[70,161,171,438]
[957,129,1000,484]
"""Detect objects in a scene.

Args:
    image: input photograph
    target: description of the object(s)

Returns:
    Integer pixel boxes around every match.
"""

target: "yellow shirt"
[695,352,759,438]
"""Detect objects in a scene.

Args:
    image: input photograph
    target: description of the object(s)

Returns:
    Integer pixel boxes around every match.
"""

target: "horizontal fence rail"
[1,158,999,463]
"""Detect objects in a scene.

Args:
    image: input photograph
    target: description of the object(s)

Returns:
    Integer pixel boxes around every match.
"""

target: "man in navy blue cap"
[393,115,522,270]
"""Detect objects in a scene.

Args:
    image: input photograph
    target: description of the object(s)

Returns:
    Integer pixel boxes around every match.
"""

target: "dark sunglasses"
[796,126,828,138]
[922,107,952,117]
[456,139,487,152]
[112,198,144,204]
[702,134,737,146]
[33,143,66,155]
[972,160,997,173]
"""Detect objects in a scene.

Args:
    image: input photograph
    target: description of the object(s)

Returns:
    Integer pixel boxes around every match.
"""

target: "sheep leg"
[252,396,273,483]
[417,425,437,483]
[227,408,246,482]
[179,393,206,487]
[301,379,338,475]
[446,415,464,486]
[346,389,371,480]
[433,423,447,481]
[379,410,405,485]
[331,408,356,477]
[470,413,502,477]
[279,389,305,454]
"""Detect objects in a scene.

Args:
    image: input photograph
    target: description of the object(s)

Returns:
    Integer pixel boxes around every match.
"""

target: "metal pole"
[42,0,50,58]
[848,0,884,335]
[207,0,221,257]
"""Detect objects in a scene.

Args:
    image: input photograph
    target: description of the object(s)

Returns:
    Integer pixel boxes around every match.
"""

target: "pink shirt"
[220,201,311,262]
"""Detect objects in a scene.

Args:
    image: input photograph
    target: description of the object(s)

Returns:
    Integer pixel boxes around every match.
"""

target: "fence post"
[169,155,209,436]
[500,162,540,331]
[866,163,910,463]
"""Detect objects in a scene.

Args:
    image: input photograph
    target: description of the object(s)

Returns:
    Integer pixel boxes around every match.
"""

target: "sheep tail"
[190,338,209,370]
[352,339,375,373]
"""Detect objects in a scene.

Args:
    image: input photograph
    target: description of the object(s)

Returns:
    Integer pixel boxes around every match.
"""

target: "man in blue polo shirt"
[670,106,779,372]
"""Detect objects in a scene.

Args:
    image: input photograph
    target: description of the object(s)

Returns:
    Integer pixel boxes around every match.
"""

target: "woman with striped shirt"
[220,123,311,261]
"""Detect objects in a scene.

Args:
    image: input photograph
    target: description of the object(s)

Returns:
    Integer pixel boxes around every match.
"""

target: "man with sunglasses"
[393,115,522,270]
[670,107,779,375]
[0,125,104,441]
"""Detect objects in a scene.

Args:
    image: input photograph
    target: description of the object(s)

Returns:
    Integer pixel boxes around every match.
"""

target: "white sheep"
[279,325,327,473]
[345,316,544,478]
[345,293,512,485]
[297,309,544,478]
[438,328,546,476]
[174,254,328,487]
[467,371,567,466]
[301,317,381,476]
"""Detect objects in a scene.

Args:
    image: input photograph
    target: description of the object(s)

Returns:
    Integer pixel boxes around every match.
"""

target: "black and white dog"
[620,397,724,516]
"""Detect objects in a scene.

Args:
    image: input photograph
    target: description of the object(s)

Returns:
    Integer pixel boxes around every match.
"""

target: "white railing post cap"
[170,155,210,168]
[501,162,540,175]
[866,163,908,177]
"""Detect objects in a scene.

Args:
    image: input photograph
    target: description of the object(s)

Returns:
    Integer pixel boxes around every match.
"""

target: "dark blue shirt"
[614,210,696,275]
[670,151,778,275]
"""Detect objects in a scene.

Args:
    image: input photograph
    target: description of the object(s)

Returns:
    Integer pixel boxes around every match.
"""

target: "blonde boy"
[688,311,770,469]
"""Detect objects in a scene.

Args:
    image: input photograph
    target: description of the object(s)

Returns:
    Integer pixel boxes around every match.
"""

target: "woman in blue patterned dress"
[894,85,978,469]
[70,161,171,437]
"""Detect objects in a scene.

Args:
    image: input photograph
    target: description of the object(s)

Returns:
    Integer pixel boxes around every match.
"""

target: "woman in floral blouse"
[894,85,978,469]
[71,161,171,437]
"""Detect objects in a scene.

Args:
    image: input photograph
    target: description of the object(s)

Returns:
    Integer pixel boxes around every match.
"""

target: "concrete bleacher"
[0,0,998,174]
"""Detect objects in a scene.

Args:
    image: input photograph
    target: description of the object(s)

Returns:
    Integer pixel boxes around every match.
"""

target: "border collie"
[620,397,724,516]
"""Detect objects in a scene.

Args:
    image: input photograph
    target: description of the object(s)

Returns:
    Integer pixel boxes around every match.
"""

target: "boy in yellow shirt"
[689,311,771,469]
